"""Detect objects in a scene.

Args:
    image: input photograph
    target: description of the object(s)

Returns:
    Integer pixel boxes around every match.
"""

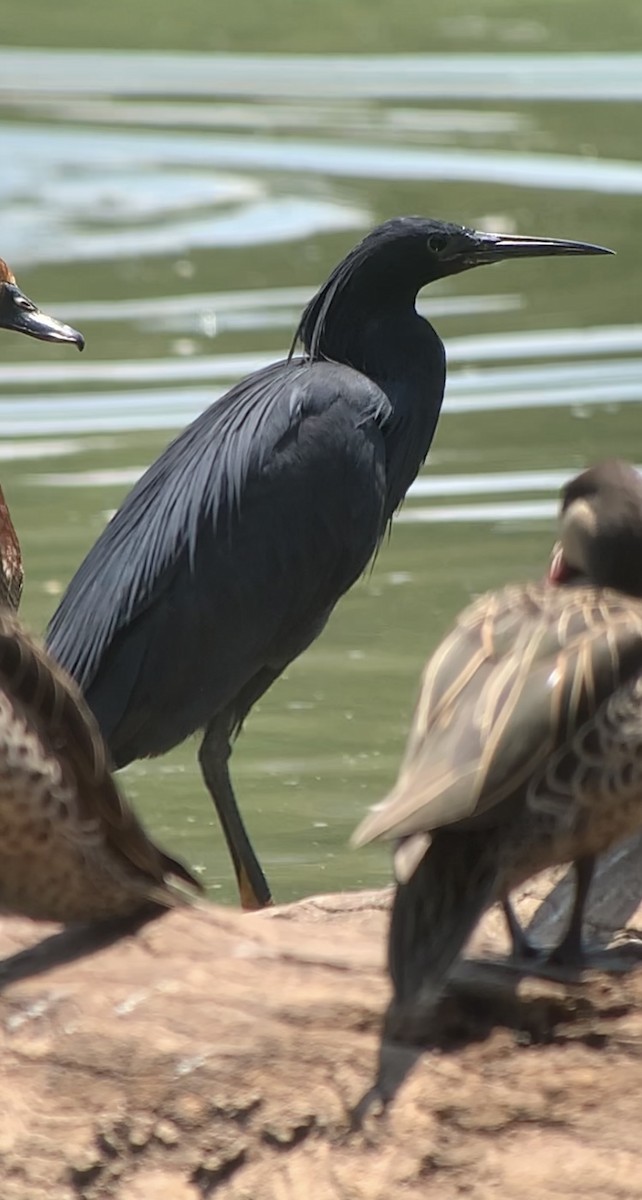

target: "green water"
[4,0,642,53]
[1,3,642,903]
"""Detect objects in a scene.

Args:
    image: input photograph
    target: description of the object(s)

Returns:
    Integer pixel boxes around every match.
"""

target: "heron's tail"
[388,829,501,1019]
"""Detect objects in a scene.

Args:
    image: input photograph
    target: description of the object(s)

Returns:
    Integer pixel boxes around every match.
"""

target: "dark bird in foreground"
[45,216,612,909]
[0,259,84,351]
[0,609,202,923]
[353,459,642,1043]
[0,258,85,609]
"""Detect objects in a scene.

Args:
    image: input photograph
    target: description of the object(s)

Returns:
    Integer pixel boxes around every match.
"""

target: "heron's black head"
[343,215,612,285]
[0,260,84,350]
[550,459,642,596]
[295,216,612,361]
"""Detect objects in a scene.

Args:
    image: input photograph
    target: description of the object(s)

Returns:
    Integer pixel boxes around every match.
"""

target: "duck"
[0,258,84,609]
[0,261,201,924]
[0,489,22,613]
[0,609,202,922]
[353,459,642,1040]
[0,259,84,351]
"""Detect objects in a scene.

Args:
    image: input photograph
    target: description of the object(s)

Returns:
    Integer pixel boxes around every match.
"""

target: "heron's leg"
[199,719,271,910]
[199,668,281,910]
[547,855,595,968]
[502,897,539,959]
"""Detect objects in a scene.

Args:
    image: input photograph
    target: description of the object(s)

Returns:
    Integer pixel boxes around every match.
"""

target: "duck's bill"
[2,284,85,350]
[548,541,574,584]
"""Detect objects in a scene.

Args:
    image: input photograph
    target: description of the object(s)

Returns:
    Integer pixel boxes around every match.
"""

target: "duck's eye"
[427,232,449,255]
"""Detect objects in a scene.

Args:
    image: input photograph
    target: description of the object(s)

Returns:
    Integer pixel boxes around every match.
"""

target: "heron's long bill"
[1,283,85,350]
[459,230,614,266]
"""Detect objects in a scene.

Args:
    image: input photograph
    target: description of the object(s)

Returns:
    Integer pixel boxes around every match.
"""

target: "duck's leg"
[502,897,540,959]
[547,855,595,967]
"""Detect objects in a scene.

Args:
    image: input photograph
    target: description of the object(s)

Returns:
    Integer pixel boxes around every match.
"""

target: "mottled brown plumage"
[0,608,202,922]
[353,459,642,1039]
[0,489,23,612]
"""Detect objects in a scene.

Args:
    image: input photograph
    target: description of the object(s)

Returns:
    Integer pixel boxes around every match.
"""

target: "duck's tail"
[387,828,501,1034]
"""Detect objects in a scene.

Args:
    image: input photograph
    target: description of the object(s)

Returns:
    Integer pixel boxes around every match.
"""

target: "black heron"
[353,459,642,1044]
[45,216,612,909]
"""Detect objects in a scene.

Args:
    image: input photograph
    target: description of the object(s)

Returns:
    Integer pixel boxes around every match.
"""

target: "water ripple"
[2,49,642,101]
[1,326,640,388]
[4,124,642,214]
[49,290,519,336]
[396,500,556,523]
[29,465,607,497]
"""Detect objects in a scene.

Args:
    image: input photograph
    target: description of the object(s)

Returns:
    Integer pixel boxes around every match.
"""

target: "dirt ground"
[0,839,641,1199]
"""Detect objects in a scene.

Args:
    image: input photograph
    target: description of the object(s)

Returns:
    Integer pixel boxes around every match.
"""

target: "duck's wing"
[353,583,642,848]
[0,611,201,894]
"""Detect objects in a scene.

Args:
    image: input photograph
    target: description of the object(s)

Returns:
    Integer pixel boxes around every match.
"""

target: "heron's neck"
[377,313,446,517]
[304,295,446,518]
[306,295,435,381]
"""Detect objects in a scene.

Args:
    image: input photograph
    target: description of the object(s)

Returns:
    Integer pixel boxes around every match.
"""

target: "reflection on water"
[26,466,584,495]
[2,120,641,269]
[1,41,640,902]
[2,48,642,100]
[49,288,520,330]
[1,336,640,435]
[398,500,556,523]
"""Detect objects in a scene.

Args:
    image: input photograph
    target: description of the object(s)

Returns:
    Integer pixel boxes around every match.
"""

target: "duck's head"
[549,459,642,596]
[0,260,84,350]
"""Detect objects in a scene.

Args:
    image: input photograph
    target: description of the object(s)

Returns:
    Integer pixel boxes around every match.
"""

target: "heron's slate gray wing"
[45,357,391,754]
[353,583,642,847]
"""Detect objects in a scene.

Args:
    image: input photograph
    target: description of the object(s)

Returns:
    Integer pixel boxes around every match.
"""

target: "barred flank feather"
[0,608,202,921]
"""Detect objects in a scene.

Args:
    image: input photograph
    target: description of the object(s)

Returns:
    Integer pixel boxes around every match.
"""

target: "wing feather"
[353,584,642,848]
[46,359,390,695]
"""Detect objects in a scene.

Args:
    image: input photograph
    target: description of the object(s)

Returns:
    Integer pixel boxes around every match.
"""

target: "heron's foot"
[237,865,273,911]
[240,893,274,912]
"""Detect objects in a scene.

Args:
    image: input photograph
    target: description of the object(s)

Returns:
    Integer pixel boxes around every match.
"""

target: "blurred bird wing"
[353,585,642,846]
[0,613,200,892]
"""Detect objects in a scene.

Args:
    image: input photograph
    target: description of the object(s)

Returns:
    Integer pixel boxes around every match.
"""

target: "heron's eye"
[427,232,449,255]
